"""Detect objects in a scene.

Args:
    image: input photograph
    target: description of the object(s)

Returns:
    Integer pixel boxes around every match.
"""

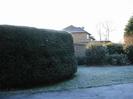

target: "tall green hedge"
[105,43,124,54]
[86,45,107,65]
[0,25,77,89]
[85,43,129,66]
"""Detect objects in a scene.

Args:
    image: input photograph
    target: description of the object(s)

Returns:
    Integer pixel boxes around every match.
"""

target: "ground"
[1,83,133,99]
[1,65,133,99]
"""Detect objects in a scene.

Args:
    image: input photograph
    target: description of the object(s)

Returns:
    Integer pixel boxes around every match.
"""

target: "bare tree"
[96,23,102,41]
[97,21,114,41]
[102,21,112,41]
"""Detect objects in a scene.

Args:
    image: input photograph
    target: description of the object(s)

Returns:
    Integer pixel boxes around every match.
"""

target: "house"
[63,25,95,57]
[63,25,95,44]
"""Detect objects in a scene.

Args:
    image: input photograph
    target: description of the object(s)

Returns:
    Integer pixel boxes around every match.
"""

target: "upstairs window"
[87,34,89,39]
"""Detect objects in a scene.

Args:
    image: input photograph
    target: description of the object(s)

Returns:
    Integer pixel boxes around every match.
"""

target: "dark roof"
[63,25,91,34]
[90,36,95,40]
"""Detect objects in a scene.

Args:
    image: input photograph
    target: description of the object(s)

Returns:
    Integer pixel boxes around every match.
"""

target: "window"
[87,34,89,39]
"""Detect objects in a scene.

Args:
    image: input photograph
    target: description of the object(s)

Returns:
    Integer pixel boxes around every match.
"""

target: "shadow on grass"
[0,74,77,92]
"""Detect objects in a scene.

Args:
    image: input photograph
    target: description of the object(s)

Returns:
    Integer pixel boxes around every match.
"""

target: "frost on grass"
[29,65,133,92]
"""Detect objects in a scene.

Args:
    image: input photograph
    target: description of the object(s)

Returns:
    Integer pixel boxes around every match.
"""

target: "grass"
[1,65,133,94]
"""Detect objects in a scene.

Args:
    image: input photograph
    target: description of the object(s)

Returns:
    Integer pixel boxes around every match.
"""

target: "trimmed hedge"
[0,25,77,89]
[106,54,129,65]
[76,57,86,65]
[86,45,107,65]
[84,43,130,66]
[105,43,124,54]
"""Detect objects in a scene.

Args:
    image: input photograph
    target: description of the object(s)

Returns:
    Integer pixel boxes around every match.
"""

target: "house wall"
[71,32,95,58]
[74,44,86,57]
[73,41,111,58]
[71,32,91,43]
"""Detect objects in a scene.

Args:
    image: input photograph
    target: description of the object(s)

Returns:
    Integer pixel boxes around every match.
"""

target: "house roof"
[90,36,95,40]
[63,25,91,35]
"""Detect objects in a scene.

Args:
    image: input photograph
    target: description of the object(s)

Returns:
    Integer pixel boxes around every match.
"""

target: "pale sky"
[0,0,133,43]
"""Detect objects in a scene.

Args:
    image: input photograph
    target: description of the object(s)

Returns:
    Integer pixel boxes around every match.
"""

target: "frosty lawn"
[2,65,133,94]
[38,65,133,91]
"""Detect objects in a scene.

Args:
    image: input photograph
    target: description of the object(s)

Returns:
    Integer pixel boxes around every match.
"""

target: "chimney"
[81,27,84,30]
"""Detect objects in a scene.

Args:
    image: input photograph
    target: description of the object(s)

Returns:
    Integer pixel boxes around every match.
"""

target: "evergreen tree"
[125,16,133,35]
[124,16,133,45]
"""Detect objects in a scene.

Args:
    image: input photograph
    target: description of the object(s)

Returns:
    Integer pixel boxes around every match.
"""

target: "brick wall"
[71,32,91,43]
[74,43,86,57]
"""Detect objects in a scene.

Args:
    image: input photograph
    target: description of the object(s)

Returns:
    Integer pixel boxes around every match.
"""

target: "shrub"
[85,43,129,66]
[104,43,124,54]
[76,57,86,65]
[106,54,129,65]
[86,45,107,65]
[0,25,77,89]
[124,45,133,64]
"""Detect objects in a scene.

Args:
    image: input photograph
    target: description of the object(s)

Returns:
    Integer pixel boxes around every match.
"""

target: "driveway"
[1,66,133,99]
[1,83,133,99]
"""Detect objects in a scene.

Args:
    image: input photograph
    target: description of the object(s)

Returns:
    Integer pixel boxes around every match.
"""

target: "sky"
[0,0,133,43]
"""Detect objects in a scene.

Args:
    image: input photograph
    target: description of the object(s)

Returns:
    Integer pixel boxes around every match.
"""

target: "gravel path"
[1,83,133,99]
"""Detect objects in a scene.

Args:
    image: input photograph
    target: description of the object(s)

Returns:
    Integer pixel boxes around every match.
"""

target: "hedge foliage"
[106,54,129,65]
[83,43,130,66]
[105,43,124,54]
[0,25,77,89]
[76,57,86,65]
[86,45,107,65]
